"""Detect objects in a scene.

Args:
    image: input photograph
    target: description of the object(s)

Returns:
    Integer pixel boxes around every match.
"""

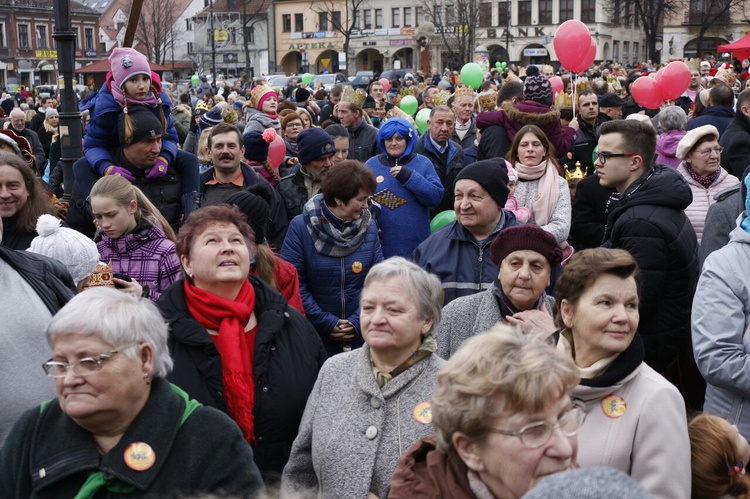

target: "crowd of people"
[3,48,750,498]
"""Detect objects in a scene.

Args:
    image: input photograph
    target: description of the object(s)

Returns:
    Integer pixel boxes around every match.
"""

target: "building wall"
[662,0,746,60]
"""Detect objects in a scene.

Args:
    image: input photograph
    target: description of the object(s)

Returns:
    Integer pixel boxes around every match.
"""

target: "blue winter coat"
[281,210,384,356]
[82,83,179,176]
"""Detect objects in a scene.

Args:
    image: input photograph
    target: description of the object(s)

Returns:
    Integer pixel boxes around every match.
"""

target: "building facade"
[662,0,747,60]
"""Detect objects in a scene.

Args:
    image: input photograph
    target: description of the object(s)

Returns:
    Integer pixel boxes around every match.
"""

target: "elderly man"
[412,159,519,305]
[338,98,379,162]
[598,93,627,121]
[414,105,464,213]
[7,108,45,173]
[451,87,477,148]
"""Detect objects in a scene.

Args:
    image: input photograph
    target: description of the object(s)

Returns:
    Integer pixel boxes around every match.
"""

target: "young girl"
[242,84,280,134]
[78,47,198,196]
[90,175,181,302]
[689,413,750,499]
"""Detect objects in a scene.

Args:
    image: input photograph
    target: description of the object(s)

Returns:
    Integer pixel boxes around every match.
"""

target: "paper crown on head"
[565,162,585,182]
[432,89,452,107]
[399,86,420,98]
[504,70,521,84]
[250,84,276,109]
[685,58,701,71]
[478,90,498,111]
[555,91,573,110]
[453,85,476,103]
[542,64,554,74]
[341,86,367,107]
[713,67,737,87]
[87,262,115,288]
[574,76,591,94]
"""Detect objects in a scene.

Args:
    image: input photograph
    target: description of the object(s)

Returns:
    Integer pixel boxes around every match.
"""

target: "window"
[36,25,48,49]
[185,19,192,31]
[479,3,492,27]
[446,5,456,24]
[375,9,382,29]
[332,11,342,30]
[433,5,442,22]
[319,12,328,31]
[245,25,255,44]
[84,27,95,50]
[623,41,629,61]
[498,2,510,26]
[392,8,400,28]
[294,13,303,32]
[404,7,412,27]
[282,14,291,32]
[539,0,552,24]
[613,40,619,60]
[559,0,574,21]
[0,24,5,48]
[518,1,531,24]
[581,0,595,23]
[416,6,425,26]
[19,24,29,49]
[633,42,639,61]
[187,42,194,53]
[364,10,372,29]
[612,0,619,22]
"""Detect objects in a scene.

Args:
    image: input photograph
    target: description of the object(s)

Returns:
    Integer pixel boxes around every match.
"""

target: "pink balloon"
[554,20,592,71]
[378,77,391,93]
[549,76,563,95]
[661,61,691,101]
[568,38,596,73]
[268,133,285,170]
[630,77,664,109]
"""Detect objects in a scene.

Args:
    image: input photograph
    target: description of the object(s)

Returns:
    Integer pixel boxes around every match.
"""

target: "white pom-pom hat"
[27,214,100,285]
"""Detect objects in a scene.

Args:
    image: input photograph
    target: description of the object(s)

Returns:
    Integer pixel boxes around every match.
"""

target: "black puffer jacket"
[719,111,750,181]
[602,164,699,372]
[0,245,75,313]
[157,276,327,481]
[277,168,308,222]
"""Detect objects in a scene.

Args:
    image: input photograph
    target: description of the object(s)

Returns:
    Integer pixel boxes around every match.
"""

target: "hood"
[502,100,559,126]
[655,129,686,160]
[729,215,750,245]
[609,164,693,218]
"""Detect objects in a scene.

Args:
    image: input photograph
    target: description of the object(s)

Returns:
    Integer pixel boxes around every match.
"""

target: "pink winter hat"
[109,47,151,88]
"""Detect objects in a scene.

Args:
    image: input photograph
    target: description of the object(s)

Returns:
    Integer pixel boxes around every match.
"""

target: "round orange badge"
[351,261,363,274]
[124,442,156,471]
[601,394,627,419]
[413,401,433,424]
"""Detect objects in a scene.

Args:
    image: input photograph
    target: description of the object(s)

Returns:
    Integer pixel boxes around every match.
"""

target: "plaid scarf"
[303,194,372,257]
[371,335,437,388]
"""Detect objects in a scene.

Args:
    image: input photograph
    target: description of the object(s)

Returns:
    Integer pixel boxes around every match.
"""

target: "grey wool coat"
[281,344,444,498]
[437,287,555,359]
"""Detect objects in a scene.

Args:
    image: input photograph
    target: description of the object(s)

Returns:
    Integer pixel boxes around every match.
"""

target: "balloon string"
[572,71,577,119]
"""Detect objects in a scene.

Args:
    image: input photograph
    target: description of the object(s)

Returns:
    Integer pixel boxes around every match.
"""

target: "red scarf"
[184,279,257,443]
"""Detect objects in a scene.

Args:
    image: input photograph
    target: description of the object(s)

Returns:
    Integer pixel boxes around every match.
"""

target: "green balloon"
[191,75,200,86]
[301,73,313,84]
[501,62,507,69]
[592,144,599,166]
[415,108,431,134]
[495,61,502,70]
[461,63,484,90]
[430,210,457,233]
[399,95,419,116]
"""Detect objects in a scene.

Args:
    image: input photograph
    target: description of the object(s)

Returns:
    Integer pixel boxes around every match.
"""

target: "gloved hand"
[104,165,135,181]
[145,157,168,179]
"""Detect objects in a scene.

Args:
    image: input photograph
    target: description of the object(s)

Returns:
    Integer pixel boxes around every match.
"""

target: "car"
[313,72,348,91]
[36,84,57,98]
[378,68,414,83]
[266,75,292,88]
[350,74,373,90]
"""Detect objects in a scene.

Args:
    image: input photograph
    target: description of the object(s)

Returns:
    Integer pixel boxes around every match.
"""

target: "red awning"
[718,33,750,61]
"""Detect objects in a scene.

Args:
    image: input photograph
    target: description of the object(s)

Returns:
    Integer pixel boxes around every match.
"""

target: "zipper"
[340,258,346,318]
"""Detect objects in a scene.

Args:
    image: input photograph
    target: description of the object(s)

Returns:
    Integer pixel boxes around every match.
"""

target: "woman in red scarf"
[157,204,327,483]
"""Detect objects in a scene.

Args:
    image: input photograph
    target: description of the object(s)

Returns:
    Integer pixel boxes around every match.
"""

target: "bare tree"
[609,0,679,62]
[238,0,271,79]
[683,0,744,55]
[420,0,481,69]
[131,0,182,65]
[310,0,370,74]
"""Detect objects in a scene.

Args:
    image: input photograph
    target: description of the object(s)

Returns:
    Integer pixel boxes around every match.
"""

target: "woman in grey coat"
[281,257,445,499]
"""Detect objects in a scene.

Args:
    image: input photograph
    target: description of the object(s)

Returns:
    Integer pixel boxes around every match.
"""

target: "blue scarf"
[742,173,750,233]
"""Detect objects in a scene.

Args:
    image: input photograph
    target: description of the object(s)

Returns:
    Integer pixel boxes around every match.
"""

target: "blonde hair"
[197,129,211,165]
[432,324,580,463]
[89,175,176,242]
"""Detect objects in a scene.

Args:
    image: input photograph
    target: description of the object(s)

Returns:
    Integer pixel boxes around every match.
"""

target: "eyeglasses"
[594,151,639,164]
[695,146,723,157]
[42,343,140,378]
[488,406,585,449]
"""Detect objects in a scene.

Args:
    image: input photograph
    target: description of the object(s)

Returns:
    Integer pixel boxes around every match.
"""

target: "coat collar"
[353,344,436,399]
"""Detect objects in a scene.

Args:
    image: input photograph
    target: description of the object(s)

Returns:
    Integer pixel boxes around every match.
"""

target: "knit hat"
[404,73,415,83]
[295,87,311,103]
[242,128,274,162]
[297,128,335,165]
[27,214,99,285]
[233,99,245,113]
[490,224,563,268]
[251,85,277,110]
[677,124,719,159]
[363,95,377,109]
[118,105,163,146]
[109,47,151,89]
[523,65,553,106]
[199,106,224,130]
[45,107,59,119]
[0,99,14,116]
[455,159,510,208]
[522,468,651,499]
[224,184,273,244]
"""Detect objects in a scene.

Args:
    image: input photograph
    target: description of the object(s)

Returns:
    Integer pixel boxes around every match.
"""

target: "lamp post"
[53,0,83,201]
[505,0,512,63]
[209,0,217,79]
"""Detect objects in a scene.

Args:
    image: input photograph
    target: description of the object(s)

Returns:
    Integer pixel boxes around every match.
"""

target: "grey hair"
[46,287,173,377]
[362,257,444,335]
[658,106,687,132]
[430,105,455,119]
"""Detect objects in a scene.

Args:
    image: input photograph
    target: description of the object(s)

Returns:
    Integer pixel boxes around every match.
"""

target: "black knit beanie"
[224,184,272,244]
[118,106,163,146]
[523,65,553,106]
[455,159,510,208]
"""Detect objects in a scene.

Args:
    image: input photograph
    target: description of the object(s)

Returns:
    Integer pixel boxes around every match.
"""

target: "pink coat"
[676,164,739,243]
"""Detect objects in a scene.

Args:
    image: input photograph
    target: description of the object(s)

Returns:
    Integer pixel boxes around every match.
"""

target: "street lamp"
[209,0,217,79]
[505,0,512,63]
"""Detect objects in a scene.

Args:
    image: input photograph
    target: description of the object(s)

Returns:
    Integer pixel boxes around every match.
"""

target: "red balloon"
[268,133,285,170]
[378,77,391,93]
[630,77,664,109]
[554,20,592,71]
[661,61,691,101]
[550,76,564,95]
[568,38,596,73]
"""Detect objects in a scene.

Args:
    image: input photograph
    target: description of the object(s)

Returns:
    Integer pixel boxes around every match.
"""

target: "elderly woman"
[553,248,690,498]
[157,204,327,481]
[281,160,384,356]
[676,124,739,243]
[438,224,562,359]
[0,288,264,497]
[281,257,445,498]
[390,323,582,498]
[655,105,687,168]
[506,124,571,244]
[364,118,444,257]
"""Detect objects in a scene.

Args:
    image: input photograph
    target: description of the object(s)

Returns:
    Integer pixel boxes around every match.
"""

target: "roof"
[10,0,99,14]
[76,59,172,74]
[194,0,270,16]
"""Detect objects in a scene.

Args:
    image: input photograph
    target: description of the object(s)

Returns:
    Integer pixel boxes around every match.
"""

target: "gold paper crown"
[542,64,554,74]
[418,82,428,90]
[478,90,498,111]
[341,86,367,107]
[87,262,115,288]
[453,85,476,103]
[399,86,420,98]
[565,162,585,182]
[685,58,700,71]
[555,91,573,110]
[606,75,623,92]
[392,94,402,108]
[504,70,521,84]
[432,89,452,107]
[574,76,590,94]
[386,106,416,125]
[713,67,737,87]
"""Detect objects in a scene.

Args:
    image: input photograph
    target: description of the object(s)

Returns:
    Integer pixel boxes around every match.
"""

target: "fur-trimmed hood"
[502,99,560,126]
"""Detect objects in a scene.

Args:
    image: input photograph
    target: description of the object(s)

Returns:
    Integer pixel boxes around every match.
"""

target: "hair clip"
[729,461,744,476]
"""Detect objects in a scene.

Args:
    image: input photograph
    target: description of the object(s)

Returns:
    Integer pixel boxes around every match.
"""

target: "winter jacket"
[251,255,305,316]
[563,333,691,499]
[348,118,380,163]
[655,129,687,168]
[281,345,444,499]
[243,107,281,135]
[412,214,519,305]
[171,103,193,147]
[602,164,699,372]
[451,118,477,149]
[82,83,179,177]
[676,164,739,243]
[158,276,327,478]
[701,185,743,267]
[365,153,444,258]
[280,209,384,356]
[413,133,464,214]
[13,126,46,174]
[475,100,576,158]
[0,213,39,251]
[96,220,181,301]
[569,117,602,175]
[569,174,614,250]
[686,105,735,135]
[514,173,571,243]
[276,168,309,222]
[693,223,750,439]
[0,377,264,498]
[720,111,750,180]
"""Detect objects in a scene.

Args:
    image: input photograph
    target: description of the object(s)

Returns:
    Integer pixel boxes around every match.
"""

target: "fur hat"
[677,124,719,160]
[250,85,277,110]
[455,159,510,208]
[490,224,563,268]
[109,47,151,89]
[296,128,335,165]
[118,106,163,146]
[27,214,99,285]
[523,65,553,106]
